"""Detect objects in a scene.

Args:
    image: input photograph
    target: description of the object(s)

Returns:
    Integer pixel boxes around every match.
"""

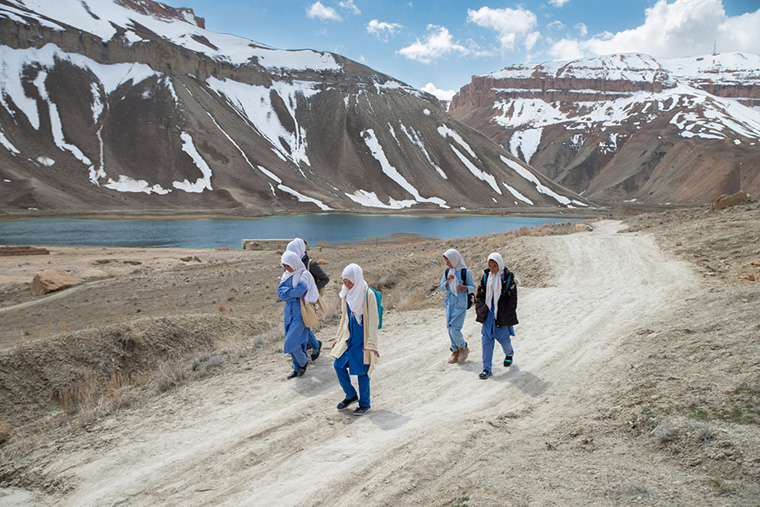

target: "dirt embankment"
[0,205,758,506]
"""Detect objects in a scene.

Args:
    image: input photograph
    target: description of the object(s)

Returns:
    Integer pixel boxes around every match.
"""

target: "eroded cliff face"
[0,0,588,215]
[449,54,760,205]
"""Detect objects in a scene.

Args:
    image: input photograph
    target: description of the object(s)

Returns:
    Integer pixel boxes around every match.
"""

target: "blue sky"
[161,0,760,99]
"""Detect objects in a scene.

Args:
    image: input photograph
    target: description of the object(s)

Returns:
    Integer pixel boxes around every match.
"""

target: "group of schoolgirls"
[277,240,518,416]
[278,239,377,416]
[440,248,518,380]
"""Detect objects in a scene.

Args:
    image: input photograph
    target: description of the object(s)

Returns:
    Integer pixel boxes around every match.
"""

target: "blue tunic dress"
[277,276,309,369]
[439,268,475,351]
[333,305,369,375]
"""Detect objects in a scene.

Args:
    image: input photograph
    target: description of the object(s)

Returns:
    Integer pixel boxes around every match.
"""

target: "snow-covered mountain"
[0,0,587,215]
[449,53,760,205]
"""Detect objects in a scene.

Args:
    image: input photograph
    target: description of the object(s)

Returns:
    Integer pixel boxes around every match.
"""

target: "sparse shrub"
[695,426,715,442]
[155,361,186,392]
[651,423,680,442]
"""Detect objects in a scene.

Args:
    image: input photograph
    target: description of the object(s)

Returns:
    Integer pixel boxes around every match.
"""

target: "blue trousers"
[445,300,467,351]
[307,328,319,349]
[334,361,371,408]
[481,309,514,372]
[290,343,308,370]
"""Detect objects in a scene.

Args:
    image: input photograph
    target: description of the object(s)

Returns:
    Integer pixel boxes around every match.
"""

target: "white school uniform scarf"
[444,248,466,295]
[485,252,505,318]
[280,251,318,303]
[339,263,368,323]
[286,238,307,261]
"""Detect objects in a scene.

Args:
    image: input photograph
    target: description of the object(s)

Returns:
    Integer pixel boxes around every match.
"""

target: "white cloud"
[398,25,470,64]
[307,2,342,21]
[575,22,588,37]
[547,21,565,31]
[550,0,760,60]
[421,82,456,101]
[467,6,538,52]
[549,0,572,6]
[338,0,360,15]
[367,19,403,41]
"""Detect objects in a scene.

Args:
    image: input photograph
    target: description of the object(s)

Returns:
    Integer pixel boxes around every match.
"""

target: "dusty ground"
[0,204,758,506]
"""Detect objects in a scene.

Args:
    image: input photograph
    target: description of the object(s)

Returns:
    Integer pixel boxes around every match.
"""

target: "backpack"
[365,287,384,329]
[447,268,473,309]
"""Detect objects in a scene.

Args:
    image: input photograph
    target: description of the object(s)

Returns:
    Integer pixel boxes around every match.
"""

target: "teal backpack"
[365,287,384,329]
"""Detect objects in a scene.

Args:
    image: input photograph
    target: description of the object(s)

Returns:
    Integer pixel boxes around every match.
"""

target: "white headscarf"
[444,248,466,295]
[485,252,505,317]
[286,238,307,261]
[280,251,318,303]
[339,263,368,322]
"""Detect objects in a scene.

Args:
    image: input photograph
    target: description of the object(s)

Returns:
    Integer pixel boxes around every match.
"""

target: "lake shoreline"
[0,205,616,222]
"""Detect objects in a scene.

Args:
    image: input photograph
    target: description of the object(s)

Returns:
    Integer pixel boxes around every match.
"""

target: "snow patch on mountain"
[361,129,448,208]
[399,124,447,179]
[103,175,170,195]
[500,155,586,207]
[509,128,542,164]
[207,77,318,168]
[173,132,212,193]
[0,132,20,155]
[449,146,501,195]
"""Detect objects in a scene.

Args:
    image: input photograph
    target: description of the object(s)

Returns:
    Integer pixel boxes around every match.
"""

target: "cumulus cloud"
[549,0,760,60]
[338,0,360,15]
[549,0,572,6]
[421,83,456,101]
[398,25,471,64]
[575,23,588,37]
[467,6,538,53]
[367,19,403,41]
[547,21,565,31]
[307,2,342,22]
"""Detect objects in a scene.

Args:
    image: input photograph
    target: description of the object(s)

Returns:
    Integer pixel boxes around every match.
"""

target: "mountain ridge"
[449,52,760,205]
[1,0,589,215]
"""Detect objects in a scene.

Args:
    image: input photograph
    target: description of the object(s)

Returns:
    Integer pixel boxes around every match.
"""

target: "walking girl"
[286,238,329,360]
[439,248,475,363]
[278,251,318,379]
[474,252,518,379]
[330,263,380,416]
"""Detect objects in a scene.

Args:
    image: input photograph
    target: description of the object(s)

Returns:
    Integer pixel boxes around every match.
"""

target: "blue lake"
[0,214,576,249]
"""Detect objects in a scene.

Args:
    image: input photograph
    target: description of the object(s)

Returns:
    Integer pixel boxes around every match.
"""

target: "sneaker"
[479,369,492,380]
[311,340,323,361]
[503,355,513,367]
[457,345,469,363]
[336,396,358,410]
[447,349,459,364]
[353,405,371,416]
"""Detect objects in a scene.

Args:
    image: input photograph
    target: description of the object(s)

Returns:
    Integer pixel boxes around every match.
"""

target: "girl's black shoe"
[504,355,513,367]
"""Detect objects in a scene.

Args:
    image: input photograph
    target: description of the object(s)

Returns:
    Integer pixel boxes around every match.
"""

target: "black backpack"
[447,268,473,309]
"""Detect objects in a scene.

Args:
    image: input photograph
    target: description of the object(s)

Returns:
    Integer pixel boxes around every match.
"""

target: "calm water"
[0,214,575,249]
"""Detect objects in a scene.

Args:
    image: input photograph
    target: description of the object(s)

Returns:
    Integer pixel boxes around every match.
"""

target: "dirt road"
[4,220,743,505]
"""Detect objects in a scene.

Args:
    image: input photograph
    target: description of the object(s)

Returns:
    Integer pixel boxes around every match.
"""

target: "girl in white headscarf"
[278,251,318,379]
[439,248,475,364]
[473,252,518,379]
[286,238,330,361]
[330,263,379,416]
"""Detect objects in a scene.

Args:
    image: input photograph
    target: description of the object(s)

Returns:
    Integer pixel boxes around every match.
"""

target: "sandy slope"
[1,219,716,506]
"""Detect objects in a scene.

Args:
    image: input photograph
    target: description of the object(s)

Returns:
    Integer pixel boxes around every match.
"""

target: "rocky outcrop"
[449,53,760,206]
[31,272,83,296]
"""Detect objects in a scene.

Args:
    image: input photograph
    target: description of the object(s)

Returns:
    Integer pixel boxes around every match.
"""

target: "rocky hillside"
[449,53,760,205]
[0,0,588,215]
